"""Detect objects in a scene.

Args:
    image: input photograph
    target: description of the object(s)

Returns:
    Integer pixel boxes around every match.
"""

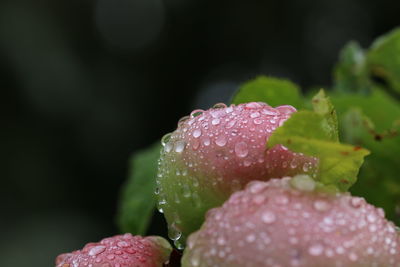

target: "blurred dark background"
[1,0,399,265]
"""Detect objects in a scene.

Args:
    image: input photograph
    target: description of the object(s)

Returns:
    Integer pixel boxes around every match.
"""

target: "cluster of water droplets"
[156,102,322,248]
[182,178,400,267]
[56,234,158,267]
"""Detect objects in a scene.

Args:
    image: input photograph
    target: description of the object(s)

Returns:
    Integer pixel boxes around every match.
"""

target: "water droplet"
[250,112,260,118]
[261,211,276,224]
[313,200,331,212]
[290,175,315,191]
[192,178,199,187]
[333,247,345,256]
[193,129,202,138]
[157,199,166,213]
[164,142,173,153]
[349,252,358,261]
[217,237,226,246]
[262,109,278,116]
[203,137,211,146]
[253,118,263,124]
[325,249,334,258]
[367,213,377,223]
[168,223,182,241]
[246,234,256,243]
[190,250,200,267]
[192,139,200,150]
[174,141,186,153]
[161,133,172,146]
[107,254,116,260]
[178,116,190,126]
[88,246,106,256]
[308,244,324,256]
[212,118,221,125]
[215,135,227,147]
[182,184,191,198]
[225,106,234,113]
[190,109,204,117]
[275,195,289,205]
[245,102,263,109]
[369,224,377,232]
[210,109,224,118]
[290,160,298,169]
[243,159,252,167]
[277,105,297,114]
[174,193,181,203]
[174,240,184,250]
[302,163,310,172]
[117,241,131,248]
[192,192,201,208]
[213,103,227,109]
[248,182,267,194]
[252,195,265,204]
[289,237,298,245]
[235,142,249,158]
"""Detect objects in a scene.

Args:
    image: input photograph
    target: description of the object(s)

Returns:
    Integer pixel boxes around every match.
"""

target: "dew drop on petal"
[367,213,377,223]
[88,246,106,256]
[190,109,204,118]
[161,133,172,146]
[275,195,289,205]
[308,244,324,256]
[117,241,131,248]
[226,120,236,129]
[193,129,202,138]
[174,141,186,153]
[246,234,256,243]
[215,135,227,147]
[212,118,221,125]
[178,115,190,126]
[225,106,234,113]
[250,112,260,118]
[262,109,278,116]
[313,200,331,212]
[245,102,263,109]
[213,103,227,109]
[203,137,211,146]
[192,139,200,150]
[235,142,249,158]
[261,211,276,224]
[253,118,263,124]
[168,224,182,241]
[164,142,173,153]
[290,175,316,192]
[349,252,358,261]
[243,159,252,167]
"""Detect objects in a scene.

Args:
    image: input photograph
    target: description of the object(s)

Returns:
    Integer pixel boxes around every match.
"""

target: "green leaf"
[116,142,161,235]
[366,27,400,96]
[231,76,303,108]
[267,91,370,192]
[268,111,369,191]
[333,41,369,93]
[331,87,400,132]
[341,103,400,224]
[312,90,339,142]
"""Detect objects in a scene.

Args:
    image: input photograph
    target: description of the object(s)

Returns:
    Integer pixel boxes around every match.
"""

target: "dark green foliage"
[117,143,161,235]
